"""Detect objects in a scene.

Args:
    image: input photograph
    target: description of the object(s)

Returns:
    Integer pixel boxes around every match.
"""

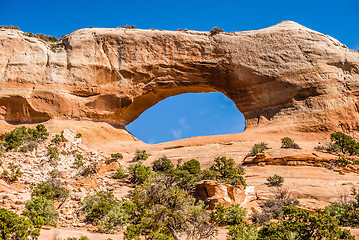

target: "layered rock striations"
[0,21,359,133]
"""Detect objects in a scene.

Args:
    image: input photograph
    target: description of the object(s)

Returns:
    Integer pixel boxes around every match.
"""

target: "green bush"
[258,206,354,240]
[0,207,40,240]
[76,133,82,138]
[73,154,84,168]
[2,163,23,182]
[226,223,259,240]
[210,204,247,226]
[31,179,69,201]
[331,132,359,155]
[210,26,224,36]
[126,174,217,240]
[324,189,359,227]
[4,124,48,151]
[281,137,300,149]
[114,167,127,179]
[111,153,123,161]
[206,156,246,186]
[128,162,153,184]
[266,174,284,187]
[51,134,63,145]
[180,159,201,174]
[80,191,120,223]
[47,146,60,164]
[152,157,174,172]
[99,204,131,233]
[246,142,270,157]
[133,149,148,161]
[23,196,59,227]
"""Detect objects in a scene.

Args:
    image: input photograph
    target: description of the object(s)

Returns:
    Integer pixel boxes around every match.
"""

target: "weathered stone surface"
[0,21,359,133]
[195,180,246,209]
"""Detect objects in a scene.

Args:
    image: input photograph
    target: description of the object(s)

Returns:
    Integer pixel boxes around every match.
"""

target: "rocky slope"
[1,21,359,135]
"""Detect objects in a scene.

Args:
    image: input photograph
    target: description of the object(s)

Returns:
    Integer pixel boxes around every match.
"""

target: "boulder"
[194,180,246,210]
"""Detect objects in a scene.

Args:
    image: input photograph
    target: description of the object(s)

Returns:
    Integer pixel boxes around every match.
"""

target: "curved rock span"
[0,21,359,133]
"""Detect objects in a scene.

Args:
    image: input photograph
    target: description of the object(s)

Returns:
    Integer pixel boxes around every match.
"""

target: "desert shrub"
[258,206,354,240]
[31,179,69,201]
[0,207,40,240]
[210,26,224,36]
[152,157,174,172]
[266,174,284,187]
[314,141,341,153]
[122,25,136,29]
[73,154,84,168]
[111,153,123,161]
[76,133,82,138]
[331,132,359,155]
[2,163,23,182]
[180,159,201,174]
[80,163,98,177]
[66,237,90,240]
[281,137,300,149]
[47,146,60,165]
[4,124,48,151]
[19,140,37,153]
[0,25,20,30]
[246,142,270,157]
[23,196,59,227]
[339,154,350,166]
[128,162,153,184]
[80,191,120,223]
[210,203,247,226]
[51,134,63,145]
[114,167,127,179]
[169,168,198,193]
[99,204,131,233]
[252,188,298,224]
[49,169,60,178]
[28,33,58,42]
[125,174,217,240]
[226,223,259,240]
[133,149,148,161]
[324,189,359,227]
[205,156,246,186]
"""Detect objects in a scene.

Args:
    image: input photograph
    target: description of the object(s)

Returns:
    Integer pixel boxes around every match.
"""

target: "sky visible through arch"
[126,92,246,144]
[1,0,358,143]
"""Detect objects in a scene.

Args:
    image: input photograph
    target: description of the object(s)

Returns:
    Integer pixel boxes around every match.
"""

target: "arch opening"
[126,92,245,144]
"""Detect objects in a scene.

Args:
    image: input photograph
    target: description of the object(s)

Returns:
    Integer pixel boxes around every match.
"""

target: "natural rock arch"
[0,21,358,133]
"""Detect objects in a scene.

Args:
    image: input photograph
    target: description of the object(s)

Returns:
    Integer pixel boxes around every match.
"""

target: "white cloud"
[171,129,183,139]
[179,118,190,130]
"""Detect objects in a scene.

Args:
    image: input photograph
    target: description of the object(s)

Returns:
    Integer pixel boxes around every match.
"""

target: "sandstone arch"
[0,21,358,133]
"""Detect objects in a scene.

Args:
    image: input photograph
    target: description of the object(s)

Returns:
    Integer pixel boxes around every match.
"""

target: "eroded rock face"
[195,180,246,209]
[1,21,359,132]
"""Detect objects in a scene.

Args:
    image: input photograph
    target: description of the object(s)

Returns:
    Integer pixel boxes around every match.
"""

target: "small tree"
[246,142,270,157]
[128,162,153,184]
[180,159,201,174]
[31,179,69,201]
[80,191,120,223]
[210,27,224,36]
[210,204,247,226]
[0,208,40,240]
[331,132,359,155]
[152,157,174,172]
[23,196,59,227]
[133,149,148,161]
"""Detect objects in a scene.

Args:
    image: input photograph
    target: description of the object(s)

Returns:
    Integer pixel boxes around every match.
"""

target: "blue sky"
[1,0,358,143]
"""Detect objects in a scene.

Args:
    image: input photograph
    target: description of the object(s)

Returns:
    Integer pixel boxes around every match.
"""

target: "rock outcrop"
[195,180,246,209]
[1,21,359,133]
